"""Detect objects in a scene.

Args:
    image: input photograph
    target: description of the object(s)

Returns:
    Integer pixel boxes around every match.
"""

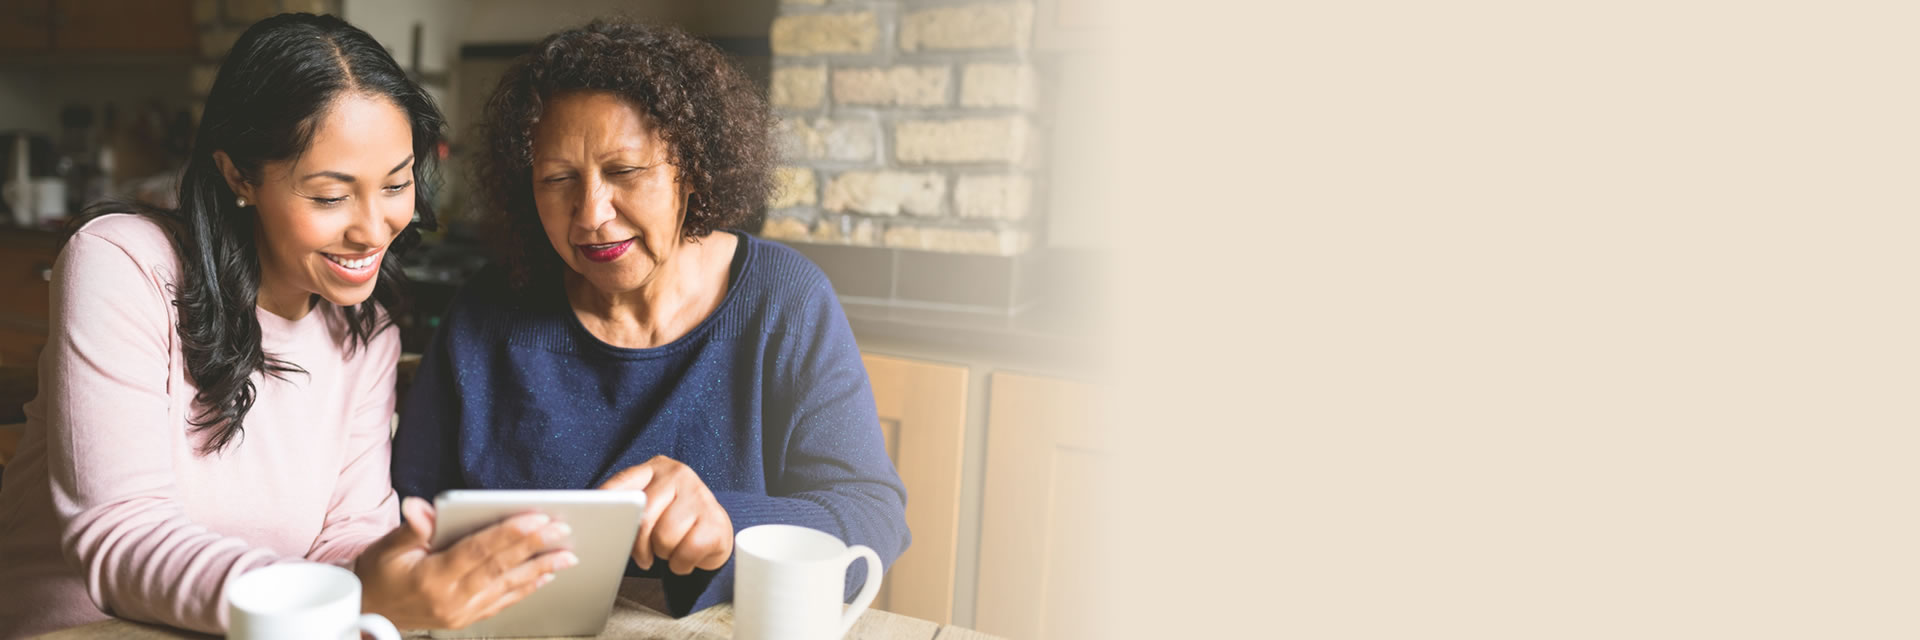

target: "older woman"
[390,20,909,615]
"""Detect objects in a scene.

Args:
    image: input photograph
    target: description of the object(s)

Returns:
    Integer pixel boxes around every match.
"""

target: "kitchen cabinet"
[0,324,43,368]
[0,0,195,54]
[0,0,51,51]
[975,371,1107,640]
[0,228,56,367]
[862,353,969,625]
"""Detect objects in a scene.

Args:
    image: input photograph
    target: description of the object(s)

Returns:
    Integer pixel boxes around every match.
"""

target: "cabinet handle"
[37,264,52,282]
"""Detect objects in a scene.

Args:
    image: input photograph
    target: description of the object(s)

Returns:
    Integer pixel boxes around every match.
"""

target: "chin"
[318,284,379,308]
[570,262,650,294]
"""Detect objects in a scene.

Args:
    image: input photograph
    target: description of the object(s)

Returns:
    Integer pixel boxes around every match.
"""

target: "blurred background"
[0,0,1114,637]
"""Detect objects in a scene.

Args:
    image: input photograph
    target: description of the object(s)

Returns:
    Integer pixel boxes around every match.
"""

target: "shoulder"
[67,213,177,265]
[733,234,850,342]
[60,213,180,293]
[739,233,834,307]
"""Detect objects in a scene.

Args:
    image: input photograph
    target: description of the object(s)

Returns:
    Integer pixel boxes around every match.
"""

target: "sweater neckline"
[255,297,334,349]
[559,230,755,359]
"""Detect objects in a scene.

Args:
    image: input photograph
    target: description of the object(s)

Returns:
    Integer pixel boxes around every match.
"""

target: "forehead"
[531,91,662,155]
[295,93,413,170]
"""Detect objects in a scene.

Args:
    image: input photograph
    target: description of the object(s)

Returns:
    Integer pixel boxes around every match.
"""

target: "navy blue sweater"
[390,232,909,616]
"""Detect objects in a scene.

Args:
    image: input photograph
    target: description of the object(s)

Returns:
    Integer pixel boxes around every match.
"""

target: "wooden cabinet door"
[53,0,194,53]
[0,243,54,323]
[0,0,53,51]
[0,234,56,367]
[976,371,1108,639]
[0,325,45,368]
[862,354,968,625]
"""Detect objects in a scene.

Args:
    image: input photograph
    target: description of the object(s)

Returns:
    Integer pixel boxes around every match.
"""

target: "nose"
[575,175,616,232]
[343,196,393,250]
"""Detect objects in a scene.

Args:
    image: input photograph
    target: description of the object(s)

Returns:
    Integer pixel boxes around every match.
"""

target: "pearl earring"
[236,196,248,207]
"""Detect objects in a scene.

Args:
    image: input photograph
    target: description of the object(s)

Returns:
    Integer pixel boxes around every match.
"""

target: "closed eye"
[383,180,413,194]
[311,196,347,206]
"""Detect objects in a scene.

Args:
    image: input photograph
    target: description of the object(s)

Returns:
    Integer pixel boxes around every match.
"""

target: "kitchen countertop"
[843,298,1108,376]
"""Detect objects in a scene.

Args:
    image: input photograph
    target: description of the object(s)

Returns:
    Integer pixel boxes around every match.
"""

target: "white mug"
[733,525,883,640]
[225,563,401,640]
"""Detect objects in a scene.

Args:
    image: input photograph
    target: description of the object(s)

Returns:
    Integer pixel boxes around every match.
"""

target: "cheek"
[257,203,329,260]
[617,188,680,233]
[623,193,684,258]
[381,196,414,236]
[534,203,574,254]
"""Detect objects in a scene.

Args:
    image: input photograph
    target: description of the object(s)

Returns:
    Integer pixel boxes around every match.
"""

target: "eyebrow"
[299,155,415,183]
[533,146,653,165]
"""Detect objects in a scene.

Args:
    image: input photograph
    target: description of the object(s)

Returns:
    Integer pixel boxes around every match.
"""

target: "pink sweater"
[0,214,401,637]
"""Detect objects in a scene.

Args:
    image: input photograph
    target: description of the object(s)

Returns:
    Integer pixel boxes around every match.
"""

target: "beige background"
[1098,0,1920,637]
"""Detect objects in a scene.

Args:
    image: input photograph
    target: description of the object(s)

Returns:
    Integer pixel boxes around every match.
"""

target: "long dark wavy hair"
[475,18,775,289]
[74,13,444,454]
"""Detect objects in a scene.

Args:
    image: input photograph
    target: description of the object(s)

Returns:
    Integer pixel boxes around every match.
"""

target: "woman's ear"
[676,176,697,217]
[211,150,255,204]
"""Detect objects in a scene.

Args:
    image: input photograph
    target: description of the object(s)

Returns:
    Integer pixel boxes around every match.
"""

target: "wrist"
[361,590,382,622]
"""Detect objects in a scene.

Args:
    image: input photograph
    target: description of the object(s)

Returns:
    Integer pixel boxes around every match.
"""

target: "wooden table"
[42,577,1006,640]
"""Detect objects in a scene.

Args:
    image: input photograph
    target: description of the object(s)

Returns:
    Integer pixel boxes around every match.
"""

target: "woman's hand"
[598,456,734,575]
[355,497,579,629]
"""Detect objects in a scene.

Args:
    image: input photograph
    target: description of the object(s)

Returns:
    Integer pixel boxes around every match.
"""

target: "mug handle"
[834,545,884,639]
[352,613,402,640]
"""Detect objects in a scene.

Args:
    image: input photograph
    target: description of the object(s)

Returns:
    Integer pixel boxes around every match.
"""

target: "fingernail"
[538,573,556,587]
[560,552,580,568]
[520,514,552,533]
[547,523,573,544]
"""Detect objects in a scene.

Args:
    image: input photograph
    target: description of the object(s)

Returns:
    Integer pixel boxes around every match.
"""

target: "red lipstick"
[578,239,633,262]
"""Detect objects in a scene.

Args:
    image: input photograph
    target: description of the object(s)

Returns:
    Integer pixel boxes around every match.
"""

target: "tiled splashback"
[790,242,1047,315]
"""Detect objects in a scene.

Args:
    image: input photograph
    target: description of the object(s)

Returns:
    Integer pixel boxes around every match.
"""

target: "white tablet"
[427,489,646,638]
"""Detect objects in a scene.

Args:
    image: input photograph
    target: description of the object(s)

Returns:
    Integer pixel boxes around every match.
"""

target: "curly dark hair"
[477,19,775,288]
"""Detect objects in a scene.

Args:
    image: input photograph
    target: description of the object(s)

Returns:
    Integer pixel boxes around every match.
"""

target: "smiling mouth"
[323,250,382,271]
[577,238,635,262]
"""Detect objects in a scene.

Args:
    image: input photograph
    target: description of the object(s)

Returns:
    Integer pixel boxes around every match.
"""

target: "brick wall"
[762,0,1042,257]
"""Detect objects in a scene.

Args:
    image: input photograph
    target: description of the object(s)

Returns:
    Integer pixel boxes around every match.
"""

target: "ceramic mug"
[225,563,400,640]
[733,525,883,640]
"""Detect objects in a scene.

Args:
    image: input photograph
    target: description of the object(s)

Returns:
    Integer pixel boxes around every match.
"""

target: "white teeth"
[325,252,380,271]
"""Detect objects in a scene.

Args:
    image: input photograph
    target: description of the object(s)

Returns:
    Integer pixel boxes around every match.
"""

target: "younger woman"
[0,14,573,637]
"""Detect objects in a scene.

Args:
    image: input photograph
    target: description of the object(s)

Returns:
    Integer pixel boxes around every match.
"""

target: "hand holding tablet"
[424,489,648,638]
[399,456,735,637]
[355,496,577,630]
